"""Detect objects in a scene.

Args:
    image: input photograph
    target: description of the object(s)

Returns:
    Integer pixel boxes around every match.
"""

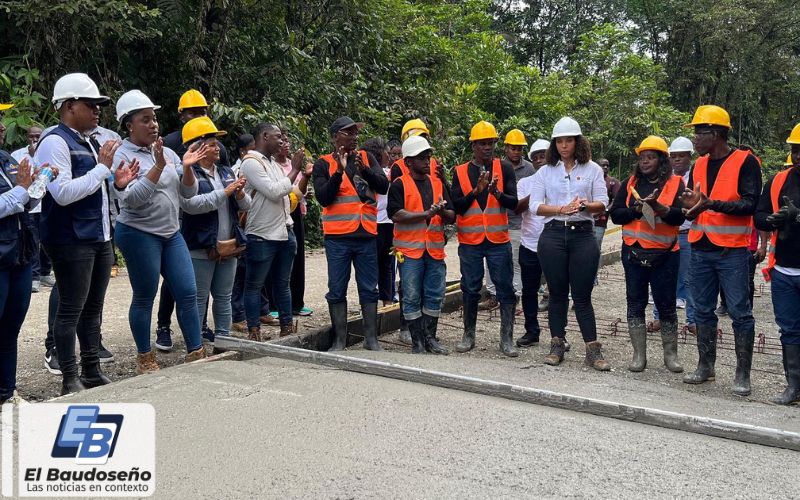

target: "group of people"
[0,72,798,409]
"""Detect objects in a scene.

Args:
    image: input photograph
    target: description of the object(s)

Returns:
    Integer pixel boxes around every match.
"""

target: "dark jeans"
[458,240,515,305]
[45,284,59,351]
[0,264,33,399]
[537,222,599,342]
[231,257,270,323]
[290,210,306,312]
[324,236,379,304]
[245,233,297,327]
[519,245,542,338]
[690,247,755,332]
[115,223,202,354]
[771,269,800,345]
[377,223,396,302]
[30,213,52,280]
[719,250,758,309]
[45,241,114,377]
[622,245,679,323]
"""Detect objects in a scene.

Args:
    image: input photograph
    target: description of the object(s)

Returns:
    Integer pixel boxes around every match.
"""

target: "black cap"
[329,116,364,135]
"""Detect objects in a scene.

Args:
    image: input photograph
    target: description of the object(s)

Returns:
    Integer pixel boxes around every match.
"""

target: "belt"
[678,229,690,234]
[545,220,594,230]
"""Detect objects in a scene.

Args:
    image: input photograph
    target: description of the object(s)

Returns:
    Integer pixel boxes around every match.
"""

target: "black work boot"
[771,344,800,405]
[683,325,716,384]
[61,376,86,396]
[732,329,755,396]
[456,301,478,353]
[398,316,412,345]
[79,361,112,389]
[422,314,449,355]
[499,303,519,357]
[409,317,426,354]
[361,302,382,351]
[661,320,683,373]
[328,301,349,351]
[628,318,647,372]
[516,330,539,347]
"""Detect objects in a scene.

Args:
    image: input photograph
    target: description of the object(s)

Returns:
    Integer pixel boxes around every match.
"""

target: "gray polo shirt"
[507,158,535,230]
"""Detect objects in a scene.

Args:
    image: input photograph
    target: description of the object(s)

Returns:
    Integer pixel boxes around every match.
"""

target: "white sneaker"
[40,275,56,287]
[31,280,40,293]
[676,298,687,309]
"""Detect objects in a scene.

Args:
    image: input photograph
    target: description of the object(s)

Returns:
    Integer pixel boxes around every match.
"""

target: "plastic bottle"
[27,167,53,199]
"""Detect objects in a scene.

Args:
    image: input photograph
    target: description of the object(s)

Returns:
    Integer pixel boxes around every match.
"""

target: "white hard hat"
[551,117,582,138]
[529,139,550,158]
[116,90,161,122]
[402,136,432,158]
[668,136,694,154]
[52,73,109,109]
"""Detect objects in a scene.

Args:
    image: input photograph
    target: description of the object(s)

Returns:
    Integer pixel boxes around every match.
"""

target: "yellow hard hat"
[634,135,669,155]
[469,120,498,142]
[685,105,731,129]
[288,191,299,213]
[401,119,430,141]
[504,129,527,146]
[0,103,14,112]
[786,123,800,144]
[182,116,226,144]
[178,89,208,112]
[785,153,793,166]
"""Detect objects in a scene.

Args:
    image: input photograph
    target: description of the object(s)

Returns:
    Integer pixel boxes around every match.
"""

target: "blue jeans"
[245,233,296,328]
[690,247,754,332]
[398,252,446,320]
[115,223,202,354]
[459,240,515,305]
[771,269,800,345]
[324,236,379,304]
[0,264,32,399]
[653,232,695,324]
[193,257,237,336]
[622,245,679,323]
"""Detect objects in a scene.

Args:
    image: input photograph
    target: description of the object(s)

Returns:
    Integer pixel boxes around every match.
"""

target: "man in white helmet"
[33,73,134,395]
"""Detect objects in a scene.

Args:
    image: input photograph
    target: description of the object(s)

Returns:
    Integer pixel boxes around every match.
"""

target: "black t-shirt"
[686,150,762,251]
[755,167,800,269]
[609,176,686,247]
[386,176,453,220]
[450,159,518,214]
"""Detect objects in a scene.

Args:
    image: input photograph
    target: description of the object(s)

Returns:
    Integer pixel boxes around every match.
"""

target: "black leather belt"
[545,220,594,230]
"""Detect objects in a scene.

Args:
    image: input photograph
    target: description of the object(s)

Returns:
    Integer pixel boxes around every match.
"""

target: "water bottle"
[27,167,53,199]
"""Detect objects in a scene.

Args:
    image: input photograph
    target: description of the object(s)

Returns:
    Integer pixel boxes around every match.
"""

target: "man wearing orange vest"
[387,136,454,354]
[451,121,519,356]
[312,116,390,351]
[681,105,762,395]
[754,124,800,405]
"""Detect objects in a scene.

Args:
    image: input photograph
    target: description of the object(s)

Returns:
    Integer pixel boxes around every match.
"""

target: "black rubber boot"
[328,301,349,351]
[61,376,86,396]
[409,317,426,354]
[79,361,111,389]
[661,321,683,373]
[398,316,412,345]
[628,319,647,372]
[771,344,800,405]
[422,314,449,355]
[732,329,754,396]
[361,302,382,351]
[499,303,519,357]
[683,325,716,384]
[456,301,478,353]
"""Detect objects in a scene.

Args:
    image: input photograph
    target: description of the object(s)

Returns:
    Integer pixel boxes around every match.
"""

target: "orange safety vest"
[390,158,437,182]
[762,168,791,281]
[454,159,510,245]
[622,175,683,250]
[392,174,446,260]
[688,149,753,248]
[320,150,378,236]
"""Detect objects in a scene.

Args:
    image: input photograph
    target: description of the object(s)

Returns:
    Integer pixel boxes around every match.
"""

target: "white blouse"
[529,160,608,223]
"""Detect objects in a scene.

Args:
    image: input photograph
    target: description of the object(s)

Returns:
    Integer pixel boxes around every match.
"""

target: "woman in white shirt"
[529,117,610,370]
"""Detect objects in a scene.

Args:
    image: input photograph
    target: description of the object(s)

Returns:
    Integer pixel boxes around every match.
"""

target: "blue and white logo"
[51,406,123,465]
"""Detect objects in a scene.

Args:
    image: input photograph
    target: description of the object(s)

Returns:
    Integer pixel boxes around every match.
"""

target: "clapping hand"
[114,158,140,189]
[16,158,35,189]
[290,147,306,172]
[153,137,166,170]
[488,175,500,196]
[682,182,711,218]
[183,141,211,166]
[428,197,447,217]
[224,177,247,197]
[766,196,800,227]
[335,146,348,173]
[98,140,122,169]
[474,171,490,194]
[560,196,582,216]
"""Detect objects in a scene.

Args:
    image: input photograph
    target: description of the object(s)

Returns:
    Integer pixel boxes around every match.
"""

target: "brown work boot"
[647,320,661,333]
[478,296,499,311]
[248,326,262,342]
[231,321,247,333]
[544,337,566,366]
[585,341,610,371]
[260,315,279,326]
[136,351,160,374]
[185,346,207,363]
[279,323,295,337]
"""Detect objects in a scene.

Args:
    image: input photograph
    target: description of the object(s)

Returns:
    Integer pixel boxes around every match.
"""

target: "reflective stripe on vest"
[320,150,378,236]
[454,159,510,245]
[392,174,446,260]
[762,169,791,281]
[687,149,753,248]
[622,175,682,250]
